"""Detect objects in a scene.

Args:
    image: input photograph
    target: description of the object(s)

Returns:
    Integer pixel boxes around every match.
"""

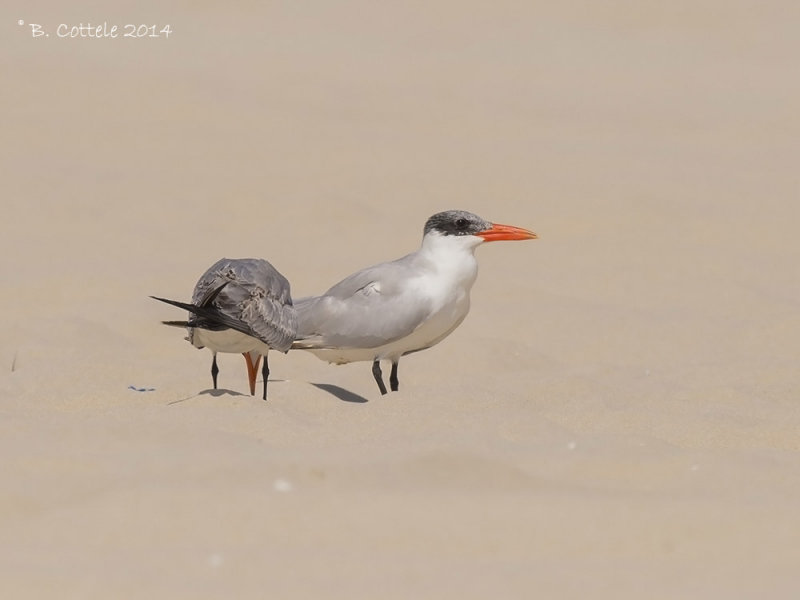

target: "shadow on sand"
[167,388,249,405]
[311,383,369,404]
[167,382,367,404]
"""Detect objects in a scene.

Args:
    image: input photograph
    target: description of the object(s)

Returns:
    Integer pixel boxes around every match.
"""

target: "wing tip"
[161,320,190,328]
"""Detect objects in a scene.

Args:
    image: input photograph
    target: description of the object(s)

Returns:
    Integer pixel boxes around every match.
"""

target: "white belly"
[191,328,270,355]
[308,290,470,364]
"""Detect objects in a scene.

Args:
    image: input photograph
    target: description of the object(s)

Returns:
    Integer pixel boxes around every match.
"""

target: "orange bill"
[477,223,538,242]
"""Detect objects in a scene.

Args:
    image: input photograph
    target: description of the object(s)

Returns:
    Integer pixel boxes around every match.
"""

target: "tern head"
[423,210,538,246]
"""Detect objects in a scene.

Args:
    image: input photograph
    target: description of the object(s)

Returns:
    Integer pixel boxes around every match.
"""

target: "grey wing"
[192,258,297,352]
[293,257,430,349]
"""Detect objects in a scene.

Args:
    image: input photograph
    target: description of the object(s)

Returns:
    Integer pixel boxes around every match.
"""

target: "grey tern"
[152,258,297,400]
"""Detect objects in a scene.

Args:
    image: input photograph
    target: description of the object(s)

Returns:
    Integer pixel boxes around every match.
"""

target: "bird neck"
[417,232,481,287]
[420,230,483,256]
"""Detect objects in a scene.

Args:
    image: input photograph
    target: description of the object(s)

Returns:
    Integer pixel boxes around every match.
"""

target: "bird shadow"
[310,383,369,403]
[199,388,250,398]
[167,388,249,405]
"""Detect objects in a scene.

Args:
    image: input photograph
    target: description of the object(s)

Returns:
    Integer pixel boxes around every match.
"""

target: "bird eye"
[455,218,468,229]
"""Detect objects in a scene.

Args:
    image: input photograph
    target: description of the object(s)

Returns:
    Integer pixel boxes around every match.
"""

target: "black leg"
[261,354,270,401]
[372,360,388,395]
[211,354,219,389]
[390,361,399,392]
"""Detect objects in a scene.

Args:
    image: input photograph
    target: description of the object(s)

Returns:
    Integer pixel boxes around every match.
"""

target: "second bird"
[292,210,537,394]
[152,258,297,400]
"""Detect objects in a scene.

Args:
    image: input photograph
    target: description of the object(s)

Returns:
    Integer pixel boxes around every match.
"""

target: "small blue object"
[128,385,156,392]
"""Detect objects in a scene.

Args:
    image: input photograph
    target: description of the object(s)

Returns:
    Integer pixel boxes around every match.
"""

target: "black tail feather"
[161,320,190,328]
[151,295,202,314]
[198,280,230,307]
[150,287,255,340]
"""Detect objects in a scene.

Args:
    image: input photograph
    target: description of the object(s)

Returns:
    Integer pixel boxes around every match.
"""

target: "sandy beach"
[2,1,799,597]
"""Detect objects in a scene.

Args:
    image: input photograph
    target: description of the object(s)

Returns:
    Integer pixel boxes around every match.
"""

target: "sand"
[2,1,799,598]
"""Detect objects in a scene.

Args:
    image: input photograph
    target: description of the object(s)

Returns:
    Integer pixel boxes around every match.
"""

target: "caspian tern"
[151,258,297,400]
[291,210,537,394]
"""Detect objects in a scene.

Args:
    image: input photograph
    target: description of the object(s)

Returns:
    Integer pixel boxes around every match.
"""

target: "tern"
[291,210,537,394]
[151,258,297,400]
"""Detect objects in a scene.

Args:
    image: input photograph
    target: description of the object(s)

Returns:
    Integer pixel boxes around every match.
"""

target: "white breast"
[191,328,271,355]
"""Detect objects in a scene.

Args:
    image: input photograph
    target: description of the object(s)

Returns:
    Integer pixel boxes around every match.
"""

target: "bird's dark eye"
[455,218,468,229]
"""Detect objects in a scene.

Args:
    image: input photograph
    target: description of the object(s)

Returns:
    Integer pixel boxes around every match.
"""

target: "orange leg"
[242,352,262,396]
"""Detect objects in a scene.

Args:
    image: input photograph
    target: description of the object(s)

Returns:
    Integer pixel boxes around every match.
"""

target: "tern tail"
[150,282,255,339]
[161,320,190,328]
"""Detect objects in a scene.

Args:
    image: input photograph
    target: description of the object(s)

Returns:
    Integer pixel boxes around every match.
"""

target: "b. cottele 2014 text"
[25,22,173,39]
